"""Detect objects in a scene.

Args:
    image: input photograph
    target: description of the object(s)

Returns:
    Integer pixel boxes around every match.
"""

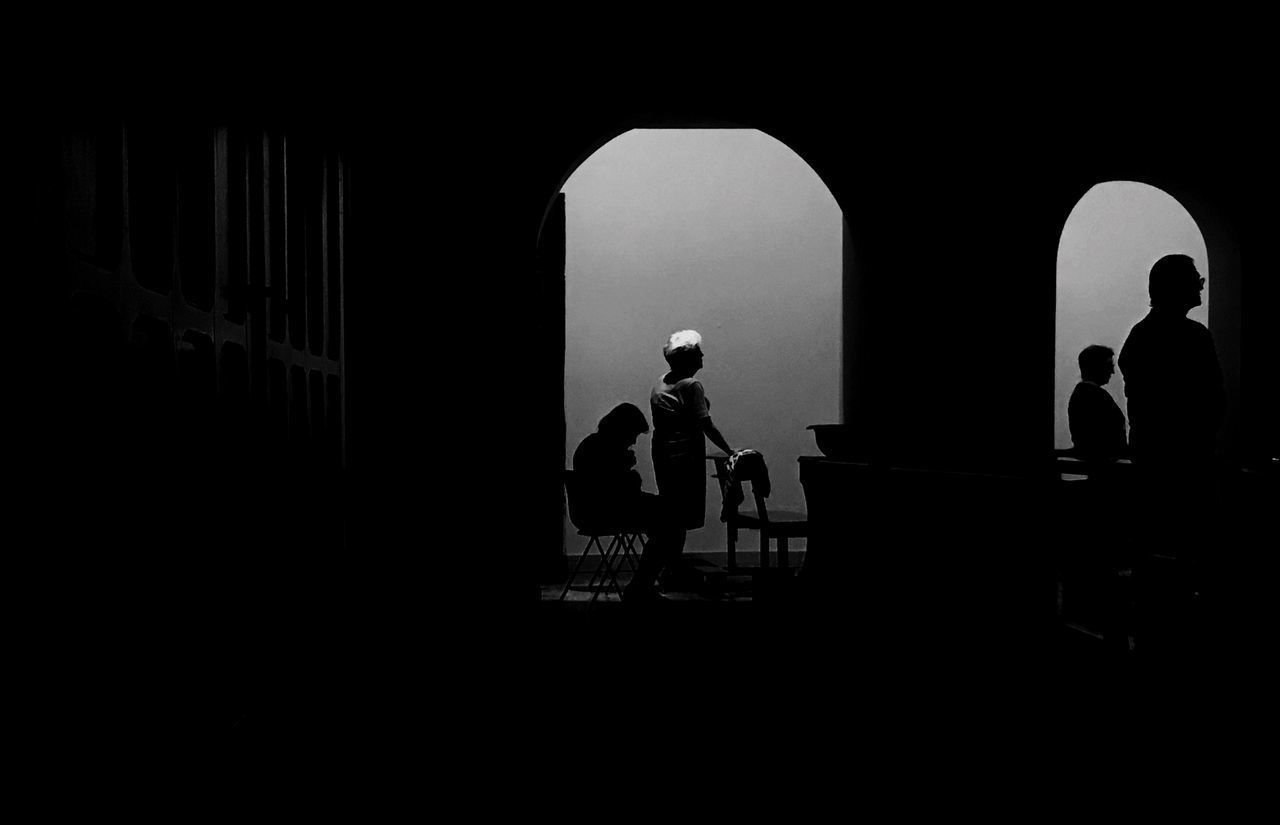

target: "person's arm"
[702,417,733,456]
[686,380,733,455]
[1067,384,1083,451]
[622,448,643,493]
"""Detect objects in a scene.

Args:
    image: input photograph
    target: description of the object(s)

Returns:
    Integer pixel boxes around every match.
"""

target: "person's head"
[663,329,704,375]
[1078,344,1116,385]
[597,402,649,446]
[1149,254,1204,313]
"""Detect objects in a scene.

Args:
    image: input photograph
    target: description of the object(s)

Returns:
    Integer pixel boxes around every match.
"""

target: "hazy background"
[563,139,1209,554]
[1055,181,1209,450]
[563,129,842,553]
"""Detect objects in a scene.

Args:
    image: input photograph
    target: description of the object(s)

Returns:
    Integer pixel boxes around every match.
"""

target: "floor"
[541,549,796,604]
[221,540,1253,752]
[535,544,1213,669]
[519,542,1165,749]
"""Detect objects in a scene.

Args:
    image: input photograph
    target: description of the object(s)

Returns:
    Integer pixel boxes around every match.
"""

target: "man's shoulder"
[1180,316,1213,338]
[1121,311,1181,353]
[1119,318,1149,355]
[1070,382,1108,403]
[1125,312,1157,336]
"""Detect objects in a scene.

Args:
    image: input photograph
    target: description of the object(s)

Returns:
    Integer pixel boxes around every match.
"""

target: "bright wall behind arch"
[562,129,842,553]
[1055,181,1209,450]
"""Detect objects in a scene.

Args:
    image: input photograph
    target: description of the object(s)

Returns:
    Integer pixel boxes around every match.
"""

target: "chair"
[559,470,647,603]
[711,455,808,572]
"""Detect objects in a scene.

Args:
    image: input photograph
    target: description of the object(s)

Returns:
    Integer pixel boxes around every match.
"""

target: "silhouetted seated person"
[572,403,681,603]
[651,330,736,590]
[1068,344,1127,463]
[1062,346,1131,648]
[1119,254,1224,467]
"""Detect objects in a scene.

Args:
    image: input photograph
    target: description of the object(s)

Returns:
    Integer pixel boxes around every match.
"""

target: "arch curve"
[1054,175,1243,458]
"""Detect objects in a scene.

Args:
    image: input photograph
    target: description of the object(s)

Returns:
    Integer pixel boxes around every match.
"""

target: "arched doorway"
[1055,180,1209,452]
[550,128,845,562]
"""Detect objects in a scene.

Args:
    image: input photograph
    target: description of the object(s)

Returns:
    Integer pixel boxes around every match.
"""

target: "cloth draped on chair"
[719,449,771,522]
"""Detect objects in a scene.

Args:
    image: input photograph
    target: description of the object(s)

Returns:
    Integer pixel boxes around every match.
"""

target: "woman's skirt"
[653,451,706,530]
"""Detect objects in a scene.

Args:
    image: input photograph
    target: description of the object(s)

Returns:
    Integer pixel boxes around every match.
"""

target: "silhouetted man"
[1118,254,1224,465]
[1118,254,1223,657]
[1069,344,1126,462]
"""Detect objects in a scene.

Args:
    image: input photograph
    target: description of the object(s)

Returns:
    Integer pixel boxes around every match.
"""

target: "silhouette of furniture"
[710,455,808,572]
[559,470,646,602]
[1054,447,1137,481]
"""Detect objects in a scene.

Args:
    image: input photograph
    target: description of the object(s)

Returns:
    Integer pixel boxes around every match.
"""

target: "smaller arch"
[1054,179,1209,452]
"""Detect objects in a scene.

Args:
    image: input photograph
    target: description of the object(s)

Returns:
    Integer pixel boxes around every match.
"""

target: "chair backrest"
[712,456,770,524]
[562,470,592,532]
[563,469,630,534]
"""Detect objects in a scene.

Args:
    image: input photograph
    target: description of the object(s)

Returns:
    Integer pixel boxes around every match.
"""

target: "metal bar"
[558,536,597,601]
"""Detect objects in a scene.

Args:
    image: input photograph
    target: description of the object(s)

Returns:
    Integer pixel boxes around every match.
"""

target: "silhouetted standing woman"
[650,330,735,581]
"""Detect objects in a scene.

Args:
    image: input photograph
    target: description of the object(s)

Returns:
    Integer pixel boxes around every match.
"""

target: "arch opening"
[556,128,844,559]
[1054,180,1209,452]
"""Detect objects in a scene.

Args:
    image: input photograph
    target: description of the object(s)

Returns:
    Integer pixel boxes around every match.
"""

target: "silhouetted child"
[572,403,681,602]
[1068,344,1127,462]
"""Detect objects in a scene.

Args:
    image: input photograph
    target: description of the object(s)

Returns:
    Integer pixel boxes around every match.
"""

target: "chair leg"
[582,535,611,599]
[621,533,641,573]
[618,535,633,573]
[603,536,628,600]
[728,524,737,571]
[559,536,600,601]
[604,536,627,600]
[590,535,626,604]
[584,535,614,602]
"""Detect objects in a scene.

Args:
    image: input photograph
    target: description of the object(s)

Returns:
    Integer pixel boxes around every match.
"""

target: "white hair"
[663,329,702,358]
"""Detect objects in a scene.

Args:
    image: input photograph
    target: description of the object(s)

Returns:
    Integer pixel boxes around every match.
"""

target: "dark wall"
[489,82,1273,591]
[28,108,351,731]
[25,50,1275,732]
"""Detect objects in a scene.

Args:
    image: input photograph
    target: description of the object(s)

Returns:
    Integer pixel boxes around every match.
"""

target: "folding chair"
[559,471,647,603]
